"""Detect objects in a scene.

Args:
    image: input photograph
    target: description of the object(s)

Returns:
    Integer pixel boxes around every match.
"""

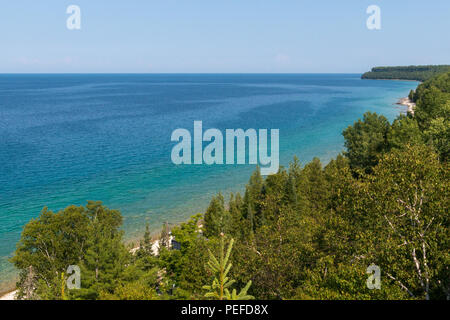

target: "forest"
[362,65,450,82]
[11,72,450,300]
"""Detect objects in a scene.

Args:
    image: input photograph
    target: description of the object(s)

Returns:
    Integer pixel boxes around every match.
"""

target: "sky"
[0,0,449,73]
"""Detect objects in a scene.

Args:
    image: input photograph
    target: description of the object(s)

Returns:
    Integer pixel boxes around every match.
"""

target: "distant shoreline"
[362,78,421,82]
[361,65,450,82]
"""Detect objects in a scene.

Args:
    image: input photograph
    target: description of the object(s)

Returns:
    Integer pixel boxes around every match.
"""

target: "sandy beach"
[396,97,416,115]
[0,290,17,300]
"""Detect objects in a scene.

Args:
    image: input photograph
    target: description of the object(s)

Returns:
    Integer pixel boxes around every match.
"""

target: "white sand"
[0,290,17,300]
[130,236,173,256]
[396,97,416,115]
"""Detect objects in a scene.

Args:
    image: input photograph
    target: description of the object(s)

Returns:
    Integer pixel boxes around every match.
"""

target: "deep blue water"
[0,74,417,290]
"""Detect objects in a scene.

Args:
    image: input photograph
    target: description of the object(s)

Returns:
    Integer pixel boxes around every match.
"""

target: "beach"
[396,97,416,115]
[0,290,16,300]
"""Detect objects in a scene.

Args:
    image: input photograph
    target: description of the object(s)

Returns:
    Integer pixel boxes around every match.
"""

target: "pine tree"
[247,204,254,238]
[160,222,170,249]
[143,224,153,255]
[203,235,254,300]
[343,112,391,173]
[285,174,298,206]
[203,193,231,238]
[229,193,244,238]
[76,202,129,299]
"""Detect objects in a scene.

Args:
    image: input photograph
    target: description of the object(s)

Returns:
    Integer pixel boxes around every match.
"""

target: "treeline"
[362,65,450,82]
[11,72,450,300]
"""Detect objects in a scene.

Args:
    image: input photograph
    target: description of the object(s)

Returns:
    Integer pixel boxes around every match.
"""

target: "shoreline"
[0,278,18,299]
[396,97,416,115]
[362,78,421,82]
[0,290,17,301]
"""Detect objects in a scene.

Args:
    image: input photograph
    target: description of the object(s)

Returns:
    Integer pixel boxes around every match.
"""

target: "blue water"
[0,74,417,290]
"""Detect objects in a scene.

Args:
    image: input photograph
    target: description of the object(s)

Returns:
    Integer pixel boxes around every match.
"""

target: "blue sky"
[1,0,449,73]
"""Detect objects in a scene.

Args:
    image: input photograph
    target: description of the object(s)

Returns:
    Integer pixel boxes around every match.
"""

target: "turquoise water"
[0,74,417,290]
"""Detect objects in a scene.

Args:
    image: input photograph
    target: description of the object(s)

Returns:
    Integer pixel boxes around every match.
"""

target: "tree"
[228,193,244,239]
[203,236,254,300]
[138,224,153,257]
[160,222,171,250]
[361,65,450,82]
[293,257,406,300]
[175,236,210,298]
[423,103,450,161]
[387,115,423,150]
[11,205,91,299]
[343,112,390,173]
[99,281,158,300]
[156,214,209,299]
[299,157,329,211]
[203,193,231,238]
[364,145,449,299]
[243,168,264,228]
[11,201,129,300]
[74,202,129,299]
[415,86,449,130]
[170,214,203,254]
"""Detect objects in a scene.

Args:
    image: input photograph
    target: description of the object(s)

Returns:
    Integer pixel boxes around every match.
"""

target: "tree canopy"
[362,65,450,81]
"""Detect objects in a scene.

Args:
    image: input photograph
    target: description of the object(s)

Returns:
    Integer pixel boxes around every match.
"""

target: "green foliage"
[343,112,390,173]
[362,65,450,81]
[387,115,423,150]
[204,193,231,238]
[157,214,210,299]
[415,87,449,129]
[424,114,450,162]
[160,222,171,249]
[11,201,129,300]
[203,236,254,300]
[413,72,450,161]
[293,257,407,300]
[228,193,245,239]
[363,144,449,299]
[138,224,154,257]
[171,214,202,254]
[414,71,450,100]
[73,202,129,299]
[99,281,158,300]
